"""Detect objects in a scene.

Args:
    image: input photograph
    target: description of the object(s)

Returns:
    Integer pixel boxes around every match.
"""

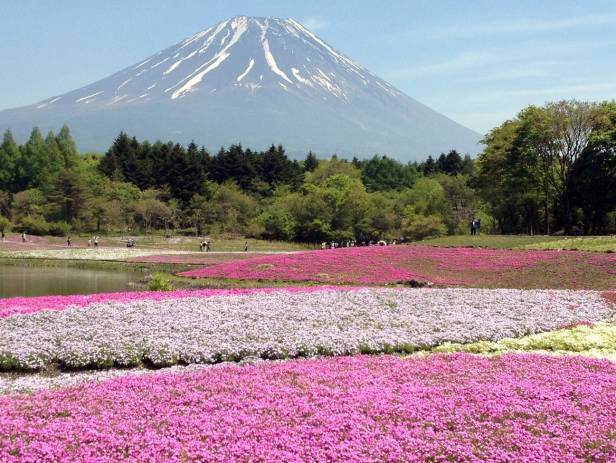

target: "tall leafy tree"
[519,101,603,232]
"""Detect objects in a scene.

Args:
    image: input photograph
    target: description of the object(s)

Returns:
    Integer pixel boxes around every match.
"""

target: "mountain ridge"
[0,16,481,160]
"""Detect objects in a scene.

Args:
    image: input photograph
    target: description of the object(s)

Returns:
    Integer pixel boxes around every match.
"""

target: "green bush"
[17,216,50,235]
[0,215,11,233]
[48,221,71,237]
[402,213,447,240]
[149,272,174,291]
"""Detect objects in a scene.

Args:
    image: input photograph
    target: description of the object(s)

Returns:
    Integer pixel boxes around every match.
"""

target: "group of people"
[321,239,398,250]
[470,218,481,235]
[86,236,100,247]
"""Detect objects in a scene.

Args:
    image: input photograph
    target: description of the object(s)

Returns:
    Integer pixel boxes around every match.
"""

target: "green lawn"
[418,235,615,252]
[522,236,616,252]
[104,235,314,253]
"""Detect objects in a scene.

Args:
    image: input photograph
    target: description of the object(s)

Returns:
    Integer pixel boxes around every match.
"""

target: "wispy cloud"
[301,16,328,31]
[425,13,616,40]
[383,39,602,79]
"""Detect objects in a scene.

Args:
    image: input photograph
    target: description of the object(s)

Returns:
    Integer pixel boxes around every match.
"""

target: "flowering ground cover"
[0,286,336,319]
[179,245,616,289]
[1,287,613,371]
[433,319,616,361]
[0,247,196,261]
[1,354,614,462]
[123,251,278,265]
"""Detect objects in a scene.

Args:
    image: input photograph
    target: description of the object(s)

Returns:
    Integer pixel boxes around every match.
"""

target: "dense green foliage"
[475,100,616,234]
[0,99,613,241]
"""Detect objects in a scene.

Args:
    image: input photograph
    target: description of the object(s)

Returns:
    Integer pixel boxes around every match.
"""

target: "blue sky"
[1,0,615,133]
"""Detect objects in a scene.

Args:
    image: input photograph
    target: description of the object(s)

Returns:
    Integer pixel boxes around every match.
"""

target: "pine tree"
[423,155,437,175]
[0,130,20,191]
[21,127,48,188]
[56,125,79,169]
[44,131,65,177]
[304,151,319,172]
[100,132,131,180]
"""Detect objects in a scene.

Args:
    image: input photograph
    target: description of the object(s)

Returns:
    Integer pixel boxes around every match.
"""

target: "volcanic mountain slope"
[0,16,480,160]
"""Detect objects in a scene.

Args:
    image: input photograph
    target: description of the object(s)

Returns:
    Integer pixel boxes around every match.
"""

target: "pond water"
[0,264,143,298]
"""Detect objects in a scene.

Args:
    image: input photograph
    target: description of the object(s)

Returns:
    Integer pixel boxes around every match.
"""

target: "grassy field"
[0,232,313,253]
[419,234,616,252]
[106,235,313,252]
[522,236,616,252]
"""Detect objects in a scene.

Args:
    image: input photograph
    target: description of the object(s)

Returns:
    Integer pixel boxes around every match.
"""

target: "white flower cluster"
[1,288,612,371]
[0,247,193,261]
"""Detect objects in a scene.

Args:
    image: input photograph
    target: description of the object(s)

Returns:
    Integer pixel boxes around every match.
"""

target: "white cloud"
[301,16,327,31]
[425,13,616,40]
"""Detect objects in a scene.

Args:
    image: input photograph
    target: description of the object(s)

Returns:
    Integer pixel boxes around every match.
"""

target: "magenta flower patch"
[0,354,614,462]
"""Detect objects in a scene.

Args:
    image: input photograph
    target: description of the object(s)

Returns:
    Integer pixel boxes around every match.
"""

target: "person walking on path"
[244,241,248,252]
[94,236,99,247]
[21,232,27,243]
[1,230,4,242]
[66,236,72,247]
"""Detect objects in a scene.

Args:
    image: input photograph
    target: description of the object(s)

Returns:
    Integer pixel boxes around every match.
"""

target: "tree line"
[475,100,616,235]
[0,99,614,241]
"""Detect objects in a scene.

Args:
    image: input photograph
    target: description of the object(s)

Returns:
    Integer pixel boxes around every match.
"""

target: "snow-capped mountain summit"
[0,16,480,159]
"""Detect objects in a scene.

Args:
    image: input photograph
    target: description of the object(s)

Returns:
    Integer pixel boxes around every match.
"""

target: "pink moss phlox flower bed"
[179,245,556,284]
[0,286,346,319]
[1,354,614,462]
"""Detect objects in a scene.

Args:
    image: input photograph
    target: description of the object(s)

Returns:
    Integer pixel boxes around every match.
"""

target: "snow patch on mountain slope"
[237,59,255,82]
[260,22,292,84]
[76,91,103,103]
[170,17,248,99]
[291,67,313,86]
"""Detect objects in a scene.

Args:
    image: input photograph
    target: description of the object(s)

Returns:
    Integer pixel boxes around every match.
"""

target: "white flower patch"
[0,288,613,371]
[0,248,194,261]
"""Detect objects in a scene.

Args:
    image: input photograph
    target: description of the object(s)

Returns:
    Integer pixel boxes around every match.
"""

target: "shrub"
[148,273,174,291]
[48,221,71,237]
[17,216,50,235]
[402,214,447,240]
[0,215,11,233]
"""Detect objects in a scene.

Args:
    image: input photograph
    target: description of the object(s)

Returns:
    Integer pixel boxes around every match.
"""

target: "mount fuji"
[0,16,480,160]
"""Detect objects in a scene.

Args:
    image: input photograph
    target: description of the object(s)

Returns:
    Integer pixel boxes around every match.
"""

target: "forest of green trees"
[0,99,614,242]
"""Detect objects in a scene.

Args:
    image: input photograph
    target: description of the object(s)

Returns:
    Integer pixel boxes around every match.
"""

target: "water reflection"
[0,264,143,298]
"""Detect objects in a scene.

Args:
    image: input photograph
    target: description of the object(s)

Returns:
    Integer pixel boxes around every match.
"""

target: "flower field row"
[0,286,337,319]
[180,245,556,284]
[0,247,196,261]
[1,287,613,371]
[433,319,616,360]
[1,354,614,462]
[180,245,616,289]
